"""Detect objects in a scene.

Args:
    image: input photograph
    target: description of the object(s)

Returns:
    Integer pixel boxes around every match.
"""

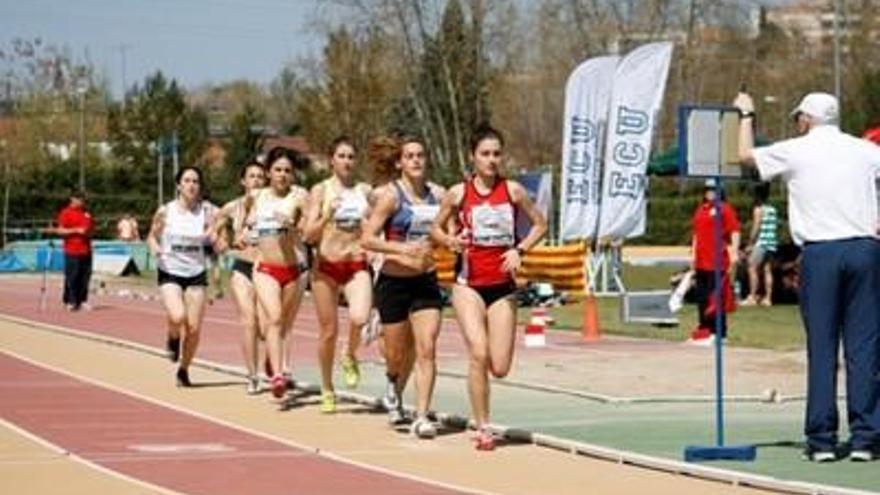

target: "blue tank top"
[384,181,439,242]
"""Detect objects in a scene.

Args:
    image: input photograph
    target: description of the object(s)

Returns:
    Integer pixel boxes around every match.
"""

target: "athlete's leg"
[410,308,441,415]
[342,270,372,357]
[159,283,186,362]
[180,286,207,370]
[451,284,490,428]
[230,272,259,378]
[312,272,340,393]
[253,271,285,382]
[485,297,517,379]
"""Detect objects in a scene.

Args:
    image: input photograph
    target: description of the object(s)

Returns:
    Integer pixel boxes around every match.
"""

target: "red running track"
[0,352,462,495]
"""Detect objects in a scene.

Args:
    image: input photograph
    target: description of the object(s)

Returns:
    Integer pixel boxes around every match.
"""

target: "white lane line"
[0,348,494,495]
[0,417,187,495]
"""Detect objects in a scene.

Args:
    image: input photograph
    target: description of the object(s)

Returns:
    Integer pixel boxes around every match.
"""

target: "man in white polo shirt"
[736,91,880,463]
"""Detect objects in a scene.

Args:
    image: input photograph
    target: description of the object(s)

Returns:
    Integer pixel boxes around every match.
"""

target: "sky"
[0,0,334,96]
[0,0,798,98]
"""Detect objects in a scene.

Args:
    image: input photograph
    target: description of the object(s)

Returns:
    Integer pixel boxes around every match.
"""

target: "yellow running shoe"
[341,355,360,389]
[320,390,336,414]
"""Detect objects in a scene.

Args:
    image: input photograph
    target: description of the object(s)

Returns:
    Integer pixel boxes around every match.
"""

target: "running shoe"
[387,406,407,426]
[270,374,286,399]
[381,379,398,412]
[474,427,496,451]
[246,376,261,395]
[176,367,192,388]
[341,355,360,389]
[166,335,181,363]
[411,416,437,439]
[320,390,336,414]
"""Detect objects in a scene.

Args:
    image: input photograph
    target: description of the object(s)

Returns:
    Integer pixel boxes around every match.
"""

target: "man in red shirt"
[54,190,95,311]
[689,179,741,345]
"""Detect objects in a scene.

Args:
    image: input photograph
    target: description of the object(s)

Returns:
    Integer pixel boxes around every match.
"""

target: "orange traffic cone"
[582,293,601,342]
[524,307,547,348]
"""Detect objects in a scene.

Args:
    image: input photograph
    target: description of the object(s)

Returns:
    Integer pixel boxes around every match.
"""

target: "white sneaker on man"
[849,449,874,462]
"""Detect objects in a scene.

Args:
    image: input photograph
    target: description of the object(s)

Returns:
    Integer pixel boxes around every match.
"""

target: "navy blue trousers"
[800,238,880,452]
[63,254,92,308]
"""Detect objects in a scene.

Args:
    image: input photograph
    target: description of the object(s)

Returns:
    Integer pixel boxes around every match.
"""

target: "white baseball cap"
[790,92,838,124]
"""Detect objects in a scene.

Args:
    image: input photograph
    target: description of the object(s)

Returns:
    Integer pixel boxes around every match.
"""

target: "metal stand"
[587,245,626,296]
[684,176,755,462]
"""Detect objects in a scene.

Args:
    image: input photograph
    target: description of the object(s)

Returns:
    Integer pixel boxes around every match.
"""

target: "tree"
[295,25,402,176]
[107,71,208,196]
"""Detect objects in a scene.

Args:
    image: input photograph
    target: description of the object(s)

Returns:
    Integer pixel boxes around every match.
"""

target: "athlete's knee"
[349,310,369,328]
[489,361,511,379]
[167,310,186,327]
[319,326,338,344]
[469,347,489,367]
[416,341,436,362]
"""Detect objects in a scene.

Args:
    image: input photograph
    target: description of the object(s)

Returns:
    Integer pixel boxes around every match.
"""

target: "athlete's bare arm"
[430,183,465,253]
[146,207,167,258]
[302,183,328,244]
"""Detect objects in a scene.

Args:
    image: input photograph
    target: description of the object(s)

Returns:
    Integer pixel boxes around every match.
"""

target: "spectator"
[736,91,880,462]
[53,190,95,311]
[688,178,740,346]
[742,182,778,307]
[116,213,140,241]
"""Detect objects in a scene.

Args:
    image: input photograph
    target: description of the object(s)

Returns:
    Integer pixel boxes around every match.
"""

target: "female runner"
[431,125,547,450]
[147,166,218,387]
[362,135,446,437]
[211,160,267,394]
[303,136,372,413]
[246,147,310,399]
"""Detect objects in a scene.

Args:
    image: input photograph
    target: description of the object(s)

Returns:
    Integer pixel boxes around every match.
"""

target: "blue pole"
[711,176,726,447]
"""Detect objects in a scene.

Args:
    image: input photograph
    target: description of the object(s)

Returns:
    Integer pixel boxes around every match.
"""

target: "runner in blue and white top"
[147,166,218,388]
[361,135,446,438]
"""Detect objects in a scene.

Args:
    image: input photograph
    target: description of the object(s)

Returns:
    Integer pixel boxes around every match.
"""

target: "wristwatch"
[740,110,755,119]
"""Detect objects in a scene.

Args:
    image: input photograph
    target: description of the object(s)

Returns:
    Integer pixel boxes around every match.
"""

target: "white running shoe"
[411,416,437,439]
[387,407,407,426]
[246,376,261,395]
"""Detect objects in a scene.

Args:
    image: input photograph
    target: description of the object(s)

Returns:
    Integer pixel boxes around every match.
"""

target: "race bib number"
[471,203,514,247]
[334,191,366,231]
[406,204,439,242]
[167,233,205,253]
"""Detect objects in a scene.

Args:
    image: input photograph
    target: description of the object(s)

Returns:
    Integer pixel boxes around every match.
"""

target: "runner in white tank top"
[210,160,267,394]
[147,166,217,388]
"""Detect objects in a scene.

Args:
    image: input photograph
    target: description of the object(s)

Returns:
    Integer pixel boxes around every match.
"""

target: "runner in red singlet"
[431,124,547,450]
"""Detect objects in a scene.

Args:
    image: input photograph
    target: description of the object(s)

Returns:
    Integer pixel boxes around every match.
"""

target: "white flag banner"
[558,55,619,242]
[597,42,673,240]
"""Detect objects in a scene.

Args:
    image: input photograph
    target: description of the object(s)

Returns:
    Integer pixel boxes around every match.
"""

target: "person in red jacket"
[53,190,95,311]
[689,179,740,345]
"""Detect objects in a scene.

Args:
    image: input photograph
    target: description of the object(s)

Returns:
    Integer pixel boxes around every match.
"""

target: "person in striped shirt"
[743,182,779,307]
